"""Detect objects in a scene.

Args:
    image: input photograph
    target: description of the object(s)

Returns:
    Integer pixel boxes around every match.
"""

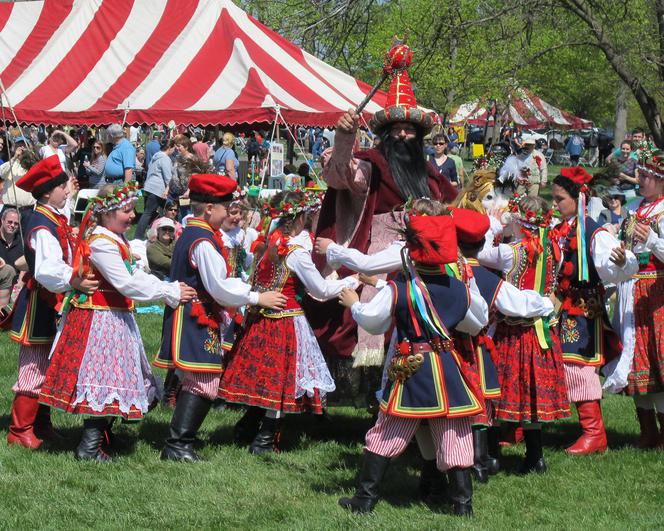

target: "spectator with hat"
[598,186,628,231]
[147,217,176,280]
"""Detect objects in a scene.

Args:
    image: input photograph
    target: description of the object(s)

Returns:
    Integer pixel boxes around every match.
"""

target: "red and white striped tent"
[449,87,593,129]
[0,0,387,127]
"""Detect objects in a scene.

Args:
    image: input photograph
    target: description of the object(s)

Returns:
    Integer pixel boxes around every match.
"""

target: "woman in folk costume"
[451,207,557,480]
[551,167,637,455]
[7,154,99,450]
[220,188,258,283]
[604,152,664,448]
[155,174,286,462]
[478,195,570,473]
[39,183,196,461]
[337,212,488,517]
[218,190,359,455]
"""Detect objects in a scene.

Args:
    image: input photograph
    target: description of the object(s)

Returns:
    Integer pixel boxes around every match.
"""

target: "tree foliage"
[239,0,664,143]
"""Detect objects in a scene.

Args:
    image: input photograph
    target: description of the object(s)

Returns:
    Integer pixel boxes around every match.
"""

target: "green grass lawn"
[1,312,664,530]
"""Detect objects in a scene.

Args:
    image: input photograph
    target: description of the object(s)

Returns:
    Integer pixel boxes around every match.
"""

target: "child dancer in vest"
[338,212,488,517]
[155,174,287,462]
[451,207,557,477]
[8,155,99,449]
[39,182,196,461]
[600,155,664,447]
[478,195,571,473]
[218,190,359,454]
[551,167,637,455]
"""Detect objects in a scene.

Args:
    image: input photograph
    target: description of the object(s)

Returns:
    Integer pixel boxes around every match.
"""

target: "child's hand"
[314,237,334,255]
[178,282,196,303]
[338,288,359,308]
[358,273,378,287]
[71,274,99,295]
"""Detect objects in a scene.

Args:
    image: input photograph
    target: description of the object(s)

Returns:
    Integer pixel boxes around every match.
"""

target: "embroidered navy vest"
[557,217,618,366]
[380,272,483,419]
[154,220,227,372]
[10,205,70,345]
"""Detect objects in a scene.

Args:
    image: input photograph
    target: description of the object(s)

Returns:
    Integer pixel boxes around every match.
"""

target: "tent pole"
[274,107,324,188]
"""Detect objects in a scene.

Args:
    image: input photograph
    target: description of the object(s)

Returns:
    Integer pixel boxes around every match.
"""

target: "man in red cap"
[7,154,98,449]
[337,213,487,517]
[156,173,287,462]
[312,42,458,408]
[452,208,556,477]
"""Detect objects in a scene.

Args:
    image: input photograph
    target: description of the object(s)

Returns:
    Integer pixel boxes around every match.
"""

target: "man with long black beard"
[309,56,457,407]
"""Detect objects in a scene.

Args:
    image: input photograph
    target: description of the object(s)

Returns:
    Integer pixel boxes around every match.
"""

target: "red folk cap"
[188,173,236,203]
[560,166,593,186]
[451,208,490,244]
[16,154,65,193]
[407,215,458,265]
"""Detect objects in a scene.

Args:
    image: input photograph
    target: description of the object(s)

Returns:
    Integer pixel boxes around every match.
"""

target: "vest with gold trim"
[10,204,72,345]
[467,259,502,398]
[556,217,619,366]
[251,236,304,319]
[379,272,483,419]
[69,233,135,311]
[155,219,228,372]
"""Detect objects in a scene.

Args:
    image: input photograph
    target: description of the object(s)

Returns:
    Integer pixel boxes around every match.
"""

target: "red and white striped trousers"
[365,412,473,471]
[179,370,221,401]
[563,362,602,402]
[12,344,51,397]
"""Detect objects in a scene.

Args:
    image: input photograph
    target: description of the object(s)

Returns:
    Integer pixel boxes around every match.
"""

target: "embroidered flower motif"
[561,317,580,344]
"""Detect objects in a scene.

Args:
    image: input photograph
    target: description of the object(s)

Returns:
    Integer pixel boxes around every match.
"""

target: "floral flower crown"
[473,151,506,171]
[637,151,664,180]
[260,189,324,219]
[508,193,552,228]
[90,181,140,213]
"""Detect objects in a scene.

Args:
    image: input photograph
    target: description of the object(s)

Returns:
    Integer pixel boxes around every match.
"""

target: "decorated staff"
[551,167,637,455]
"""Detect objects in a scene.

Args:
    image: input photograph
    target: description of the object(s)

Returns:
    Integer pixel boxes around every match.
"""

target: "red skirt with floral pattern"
[218,313,323,414]
[492,322,570,423]
[629,275,664,395]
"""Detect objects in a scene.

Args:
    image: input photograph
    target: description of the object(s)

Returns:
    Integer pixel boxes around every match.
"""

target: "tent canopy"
[0,0,388,127]
[449,87,592,130]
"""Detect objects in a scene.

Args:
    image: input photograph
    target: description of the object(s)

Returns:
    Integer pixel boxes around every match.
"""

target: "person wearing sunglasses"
[429,133,459,189]
[598,186,627,233]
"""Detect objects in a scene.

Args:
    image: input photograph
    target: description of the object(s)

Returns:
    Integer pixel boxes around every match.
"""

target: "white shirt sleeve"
[89,237,181,308]
[286,247,359,301]
[477,243,514,275]
[643,216,664,264]
[350,285,394,335]
[325,241,404,274]
[455,278,489,335]
[191,240,259,307]
[31,229,73,293]
[494,282,554,318]
[592,229,638,283]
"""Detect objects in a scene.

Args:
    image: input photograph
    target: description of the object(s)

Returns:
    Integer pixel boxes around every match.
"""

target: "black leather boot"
[161,392,212,462]
[234,407,264,445]
[520,427,546,474]
[471,426,489,483]
[448,467,473,517]
[249,416,280,455]
[34,404,65,443]
[486,426,501,475]
[338,451,391,513]
[75,418,112,462]
[161,369,180,409]
[419,459,448,505]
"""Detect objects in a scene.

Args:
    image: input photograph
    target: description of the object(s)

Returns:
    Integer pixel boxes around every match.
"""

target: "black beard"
[379,130,430,200]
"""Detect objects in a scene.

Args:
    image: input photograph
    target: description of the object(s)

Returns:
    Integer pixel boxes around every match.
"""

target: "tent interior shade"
[0,0,392,127]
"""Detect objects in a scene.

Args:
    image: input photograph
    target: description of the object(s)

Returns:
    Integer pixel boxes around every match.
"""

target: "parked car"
[520,128,548,144]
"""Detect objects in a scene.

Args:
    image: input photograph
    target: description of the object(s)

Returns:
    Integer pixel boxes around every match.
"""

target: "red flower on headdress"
[560,166,593,186]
